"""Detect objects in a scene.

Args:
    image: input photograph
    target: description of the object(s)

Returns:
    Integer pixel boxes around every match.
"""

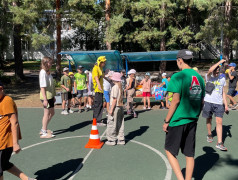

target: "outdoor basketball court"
[4,108,238,180]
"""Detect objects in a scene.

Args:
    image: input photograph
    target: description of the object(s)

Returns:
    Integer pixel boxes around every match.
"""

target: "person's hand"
[124,89,127,92]
[225,105,229,112]
[220,59,226,64]
[98,86,103,92]
[43,100,48,107]
[66,88,70,92]
[163,123,169,133]
[13,143,21,154]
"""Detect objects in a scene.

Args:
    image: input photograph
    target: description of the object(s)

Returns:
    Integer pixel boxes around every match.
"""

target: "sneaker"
[97,122,107,127]
[78,109,82,113]
[216,142,227,151]
[148,106,151,110]
[117,140,125,145]
[231,104,238,110]
[84,106,89,112]
[28,178,37,180]
[68,109,74,113]
[61,110,69,115]
[39,129,53,135]
[40,133,55,139]
[103,108,107,113]
[161,107,166,109]
[133,112,137,118]
[105,141,116,146]
[143,106,147,110]
[207,134,213,143]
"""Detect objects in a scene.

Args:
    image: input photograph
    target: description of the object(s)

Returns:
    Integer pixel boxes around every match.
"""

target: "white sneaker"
[148,106,151,109]
[68,109,74,113]
[61,110,69,115]
[40,133,55,138]
[105,141,116,146]
[143,106,147,110]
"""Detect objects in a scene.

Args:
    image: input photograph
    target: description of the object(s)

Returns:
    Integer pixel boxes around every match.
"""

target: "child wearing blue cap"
[227,62,238,109]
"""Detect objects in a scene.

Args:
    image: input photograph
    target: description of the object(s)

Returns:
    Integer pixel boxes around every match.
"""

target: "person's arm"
[207,59,226,76]
[228,70,235,80]
[159,81,165,87]
[9,113,21,153]
[109,98,117,115]
[163,93,180,132]
[40,87,48,107]
[61,84,69,92]
[223,87,229,112]
[94,76,103,92]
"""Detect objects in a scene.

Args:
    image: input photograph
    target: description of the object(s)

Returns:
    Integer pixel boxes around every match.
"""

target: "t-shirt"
[121,76,127,90]
[61,75,73,93]
[162,78,169,92]
[103,79,111,91]
[204,74,226,105]
[88,72,94,92]
[141,79,151,92]
[92,65,104,93]
[168,92,173,102]
[110,84,123,107]
[39,69,56,100]
[229,71,237,88]
[167,69,205,127]
[0,96,22,150]
[75,73,88,90]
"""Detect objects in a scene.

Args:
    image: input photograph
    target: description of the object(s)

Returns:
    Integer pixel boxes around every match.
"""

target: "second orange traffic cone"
[85,118,104,149]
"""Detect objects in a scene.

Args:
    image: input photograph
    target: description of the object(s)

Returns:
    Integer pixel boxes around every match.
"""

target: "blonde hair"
[41,57,53,72]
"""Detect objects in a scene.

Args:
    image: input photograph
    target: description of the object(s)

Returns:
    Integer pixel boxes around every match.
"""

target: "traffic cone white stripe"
[92,125,97,130]
[90,134,99,139]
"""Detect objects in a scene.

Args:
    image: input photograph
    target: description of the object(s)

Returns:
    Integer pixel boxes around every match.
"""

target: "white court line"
[17,134,172,180]
[68,129,107,180]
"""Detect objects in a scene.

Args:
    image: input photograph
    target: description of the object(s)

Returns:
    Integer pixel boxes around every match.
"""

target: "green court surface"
[4,108,238,180]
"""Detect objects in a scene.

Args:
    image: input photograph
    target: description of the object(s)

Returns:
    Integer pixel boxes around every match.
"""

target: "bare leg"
[48,108,55,124]
[103,101,107,109]
[88,96,92,107]
[7,165,28,180]
[216,117,223,143]
[42,108,50,130]
[68,99,71,109]
[143,97,146,107]
[78,97,82,109]
[83,96,87,108]
[161,101,165,108]
[227,95,236,105]
[0,175,3,180]
[165,150,184,180]
[106,102,110,113]
[62,100,66,110]
[147,96,150,107]
[206,118,212,135]
[185,156,194,180]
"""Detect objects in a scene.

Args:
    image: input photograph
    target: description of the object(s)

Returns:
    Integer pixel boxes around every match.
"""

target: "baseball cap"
[162,73,167,77]
[128,69,136,75]
[63,67,69,72]
[145,72,150,76]
[177,49,194,60]
[121,69,126,73]
[68,72,74,76]
[84,70,89,74]
[77,65,84,69]
[228,63,236,68]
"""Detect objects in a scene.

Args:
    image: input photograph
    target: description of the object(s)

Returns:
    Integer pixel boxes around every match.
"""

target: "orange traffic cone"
[85,118,104,149]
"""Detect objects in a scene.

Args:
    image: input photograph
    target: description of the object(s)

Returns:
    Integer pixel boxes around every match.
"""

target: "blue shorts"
[202,101,225,118]
[104,91,110,103]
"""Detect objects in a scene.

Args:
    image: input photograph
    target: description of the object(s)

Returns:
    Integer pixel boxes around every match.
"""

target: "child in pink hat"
[106,72,125,146]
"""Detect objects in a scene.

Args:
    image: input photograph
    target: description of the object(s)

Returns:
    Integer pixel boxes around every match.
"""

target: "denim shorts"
[202,101,225,118]
[104,91,110,103]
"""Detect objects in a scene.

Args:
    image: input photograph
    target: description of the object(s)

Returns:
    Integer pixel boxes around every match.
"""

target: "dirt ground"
[4,71,238,110]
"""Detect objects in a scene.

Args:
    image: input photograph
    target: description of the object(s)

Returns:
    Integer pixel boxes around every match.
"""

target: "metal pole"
[56,0,61,78]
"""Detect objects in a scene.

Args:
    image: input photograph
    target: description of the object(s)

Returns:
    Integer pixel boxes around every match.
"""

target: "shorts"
[0,147,14,176]
[41,98,55,109]
[227,88,236,97]
[202,101,225,118]
[104,91,110,103]
[77,89,88,98]
[165,122,197,157]
[72,93,77,98]
[143,92,151,97]
[61,92,72,101]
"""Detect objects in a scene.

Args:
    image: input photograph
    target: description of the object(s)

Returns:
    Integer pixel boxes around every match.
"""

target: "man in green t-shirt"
[75,65,88,113]
[163,49,205,180]
[61,67,74,115]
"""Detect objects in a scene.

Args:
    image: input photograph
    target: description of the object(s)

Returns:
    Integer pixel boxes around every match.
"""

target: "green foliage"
[31,33,53,49]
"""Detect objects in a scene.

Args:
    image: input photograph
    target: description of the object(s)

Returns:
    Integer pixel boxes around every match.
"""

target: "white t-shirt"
[103,79,111,91]
[39,69,54,88]
[204,74,226,105]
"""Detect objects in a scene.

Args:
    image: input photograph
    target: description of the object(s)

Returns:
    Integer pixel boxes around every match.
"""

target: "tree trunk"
[13,24,24,80]
[159,2,166,73]
[223,0,232,61]
[56,0,61,79]
[105,0,111,50]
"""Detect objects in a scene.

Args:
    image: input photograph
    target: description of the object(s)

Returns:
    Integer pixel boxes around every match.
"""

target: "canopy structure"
[121,51,178,73]
[59,50,123,71]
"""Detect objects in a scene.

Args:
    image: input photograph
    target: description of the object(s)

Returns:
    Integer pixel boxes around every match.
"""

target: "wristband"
[164,119,170,124]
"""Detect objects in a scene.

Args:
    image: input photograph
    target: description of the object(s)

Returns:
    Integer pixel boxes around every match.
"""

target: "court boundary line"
[16,135,172,180]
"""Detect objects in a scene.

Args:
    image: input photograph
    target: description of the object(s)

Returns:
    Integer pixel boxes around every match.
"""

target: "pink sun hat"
[111,72,122,82]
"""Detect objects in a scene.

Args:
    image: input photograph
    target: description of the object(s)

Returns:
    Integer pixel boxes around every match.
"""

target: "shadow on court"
[182,147,220,180]
[211,125,232,143]
[35,158,83,180]
[125,126,149,143]
[53,120,92,135]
